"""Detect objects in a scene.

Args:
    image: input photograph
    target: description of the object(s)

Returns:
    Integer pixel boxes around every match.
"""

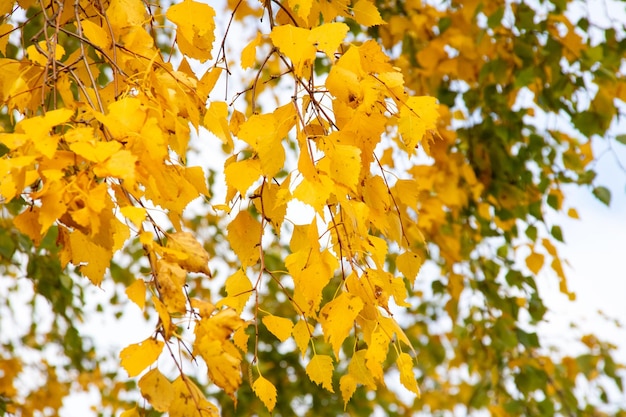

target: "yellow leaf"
[347,350,377,389]
[125,279,146,310]
[107,0,146,34]
[252,376,277,412]
[224,158,262,197]
[398,96,439,151]
[170,376,219,417]
[26,41,66,65]
[306,354,334,392]
[13,208,42,244]
[93,149,137,186]
[309,23,349,58]
[184,166,210,197]
[286,248,337,316]
[216,269,253,314]
[293,319,312,358]
[198,67,222,101]
[18,108,73,158]
[96,97,146,138]
[252,179,290,231]
[153,296,173,338]
[236,112,290,178]
[166,0,216,62]
[80,19,112,50]
[119,338,164,377]
[241,32,262,70]
[38,183,67,234]
[351,0,385,26]
[358,40,395,74]
[120,206,146,228]
[396,250,422,285]
[397,353,420,396]
[68,231,111,286]
[288,0,312,21]
[120,407,140,417]
[227,210,262,268]
[339,374,357,408]
[0,24,12,55]
[165,231,211,276]
[326,65,363,107]
[270,25,315,76]
[262,315,293,342]
[365,235,388,270]
[567,207,579,219]
[233,323,249,351]
[138,368,174,412]
[190,298,216,318]
[156,260,187,314]
[365,327,390,383]
[203,101,232,147]
[526,251,544,275]
[194,309,244,399]
[319,293,364,357]
[322,143,361,191]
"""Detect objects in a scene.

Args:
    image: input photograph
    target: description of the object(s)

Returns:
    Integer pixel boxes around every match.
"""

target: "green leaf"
[592,186,611,206]
[615,134,626,145]
[526,226,537,242]
[550,225,564,242]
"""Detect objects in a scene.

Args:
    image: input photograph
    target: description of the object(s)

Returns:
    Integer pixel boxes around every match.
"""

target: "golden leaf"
[309,23,349,58]
[365,327,390,383]
[195,317,244,399]
[153,296,173,338]
[165,231,211,276]
[216,269,253,314]
[319,293,364,357]
[339,374,357,408]
[203,101,233,147]
[80,19,112,51]
[347,350,377,389]
[138,368,174,412]
[262,315,294,342]
[170,376,219,417]
[351,0,385,26]
[526,251,545,275]
[397,353,420,396]
[322,143,361,191]
[293,319,312,358]
[125,279,146,310]
[241,32,262,70]
[287,0,312,21]
[0,24,12,55]
[156,260,187,314]
[396,250,423,285]
[270,23,348,76]
[224,158,263,197]
[398,96,439,151]
[120,206,146,228]
[166,0,216,62]
[69,140,120,162]
[119,338,164,378]
[233,323,249,352]
[68,231,111,286]
[106,0,146,34]
[119,407,140,417]
[269,25,315,76]
[226,210,262,268]
[306,354,334,392]
[252,376,277,412]
[26,41,65,66]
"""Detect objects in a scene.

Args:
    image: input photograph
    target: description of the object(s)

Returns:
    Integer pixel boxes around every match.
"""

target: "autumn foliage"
[1,0,625,416]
